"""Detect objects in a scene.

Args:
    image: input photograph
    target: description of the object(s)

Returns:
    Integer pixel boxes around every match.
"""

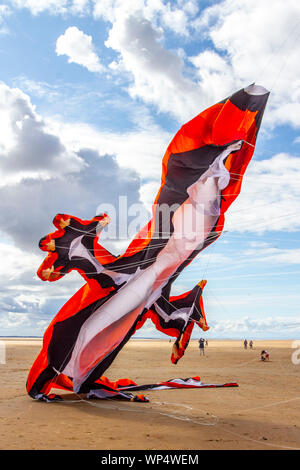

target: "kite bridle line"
[46,209,300,279]
[269,25,300,93]
[47,387,300,449]
[243,140,255,148]
[30,28,300,410]
[52,193,299,252]
[40,285,116,395]
[52,390,219,427]
[40,224,220,394]
[254,17,300,90]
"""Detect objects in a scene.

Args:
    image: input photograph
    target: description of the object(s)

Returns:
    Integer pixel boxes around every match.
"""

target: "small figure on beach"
[199,338,205,356]
[244,339,248,349]
[205,340,208,347]
[249,340,253,349]
[261,350,270,361]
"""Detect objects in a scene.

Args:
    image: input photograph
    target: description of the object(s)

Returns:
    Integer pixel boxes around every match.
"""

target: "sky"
[0,0,300,339]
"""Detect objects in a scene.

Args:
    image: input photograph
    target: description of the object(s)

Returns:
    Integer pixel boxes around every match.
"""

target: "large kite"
[27,84,269,402]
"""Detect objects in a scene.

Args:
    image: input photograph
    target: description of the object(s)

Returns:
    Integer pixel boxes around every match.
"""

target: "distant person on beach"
[205,340,208,347]
[261,350,270,361]
[249,340,253,349]
[244,339,248,349]
[199,338,205,356]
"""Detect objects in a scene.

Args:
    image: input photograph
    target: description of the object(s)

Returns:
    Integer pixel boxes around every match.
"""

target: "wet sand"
[0,338,299,450]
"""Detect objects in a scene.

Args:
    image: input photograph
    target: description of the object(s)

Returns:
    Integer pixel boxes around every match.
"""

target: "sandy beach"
[0,338,299,450]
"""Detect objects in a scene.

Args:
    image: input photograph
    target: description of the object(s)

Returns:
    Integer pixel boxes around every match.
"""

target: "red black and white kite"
[27,84,269,402]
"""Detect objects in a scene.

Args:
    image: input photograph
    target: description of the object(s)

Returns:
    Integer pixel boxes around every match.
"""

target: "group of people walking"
[244,339,270,361]
[243,339,254,349]
[197,338,269,361]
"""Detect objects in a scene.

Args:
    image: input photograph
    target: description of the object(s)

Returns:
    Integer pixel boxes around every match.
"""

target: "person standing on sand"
[249,340,253,349]
[244,339,248,349]
[199,338,205,356]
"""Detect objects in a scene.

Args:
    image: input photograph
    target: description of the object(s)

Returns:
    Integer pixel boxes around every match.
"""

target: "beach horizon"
[0,338,299,450]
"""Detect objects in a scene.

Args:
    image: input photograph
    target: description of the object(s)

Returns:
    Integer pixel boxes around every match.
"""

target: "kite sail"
[86,377,238,402]
[27,84,269,402]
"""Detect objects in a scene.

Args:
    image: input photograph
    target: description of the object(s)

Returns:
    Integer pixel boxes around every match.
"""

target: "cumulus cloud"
[43,115,300,237]
[11,0,90,16]
[91,0,300,127]
[0,243,41,282]
[192,0,300,128]
[56,26,103,73]
[105,14,204,122]
[225,153,300,233]
[10,0,300,128]
[0,240,86,335]
[211,316,300,335]
[46,113,170,180]
[0,83,145,252]
[244,245,300,265]
[93,0,194,36]
[0,83,149,334]
[0,82,83,183]
[136,314,300,339]
[2,1,300,338]
[11,0,68,15]
[70,0,91,15]
[0,4,11,34]
[0,150,143,252]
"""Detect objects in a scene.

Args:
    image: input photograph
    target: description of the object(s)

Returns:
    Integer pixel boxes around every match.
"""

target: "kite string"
[51,382,300,448]
[73,393,219,426]
[35,22,300,410]
[43,209,300,278]
[269,23,300,92]
[38,108,300,399]
[255,17,300,89]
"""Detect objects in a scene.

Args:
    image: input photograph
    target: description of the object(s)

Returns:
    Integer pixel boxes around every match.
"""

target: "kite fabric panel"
[86,377,239,402]
[27,84,269,402]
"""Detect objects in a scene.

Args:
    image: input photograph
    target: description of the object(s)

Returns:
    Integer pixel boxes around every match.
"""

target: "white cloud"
[90,1,214,121]
[11,0,69,15]
[192,0,300,128]
[56,26,103,73]
[211,316,300,335]
[9,0,300,129]
[0,0,299,340]
[0,83,145,251]
[244,246,300,265]
[11,0,90,16]
[93,0,192,36]
[0,239,85,335]
[0,244,41,281]
[0,4,11,34]
[40,116,300,238]
[0,82,83,184]
[46,114,170,180]
[90,0,300,127]
[70,0,91,15]
[135,314,300,339]
[0,312,30,328]
[105,14,202,122]
[139,180,161,212]
[189,49,241,105]
[225,153,300,233]
[12,76,61,101]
